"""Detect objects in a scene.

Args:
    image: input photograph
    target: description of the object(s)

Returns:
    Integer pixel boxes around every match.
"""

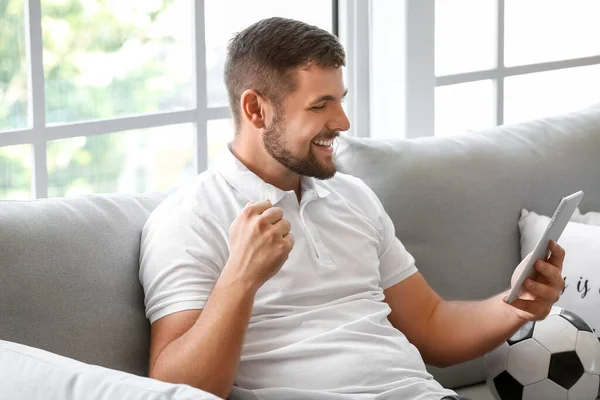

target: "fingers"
[260,206,284,224]
[246,200,273,215]
[535,259,565,290]
[283,233,295,249]
[547,241,565,272]
[518,259,564,303]
[507,243,566,321]
[273,218,292,237]
[523,278,560,303]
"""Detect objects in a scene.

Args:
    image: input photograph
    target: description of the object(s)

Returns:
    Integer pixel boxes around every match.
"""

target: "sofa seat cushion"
[454,382,495,400]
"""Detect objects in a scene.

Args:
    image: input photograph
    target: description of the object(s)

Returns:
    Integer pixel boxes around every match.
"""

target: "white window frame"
[1,0,345,199]
[338,0,370,138]
[403,0,600,138]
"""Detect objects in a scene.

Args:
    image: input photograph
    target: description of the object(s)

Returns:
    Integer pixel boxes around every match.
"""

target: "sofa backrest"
[335,103,600,388]
[0,192,168,377]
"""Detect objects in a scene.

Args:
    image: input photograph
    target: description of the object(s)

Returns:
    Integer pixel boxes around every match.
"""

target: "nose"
[329,103,351,133]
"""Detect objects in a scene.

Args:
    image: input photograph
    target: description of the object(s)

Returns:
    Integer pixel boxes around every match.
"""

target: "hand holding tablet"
[504,190,584,304]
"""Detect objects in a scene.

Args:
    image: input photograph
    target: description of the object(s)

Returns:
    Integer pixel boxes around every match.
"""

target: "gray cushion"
[335,103,600,388]
[0,339,219,399]
[0,192,168,377]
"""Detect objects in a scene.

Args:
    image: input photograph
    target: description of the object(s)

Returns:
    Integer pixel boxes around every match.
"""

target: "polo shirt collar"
[216,143,330,205]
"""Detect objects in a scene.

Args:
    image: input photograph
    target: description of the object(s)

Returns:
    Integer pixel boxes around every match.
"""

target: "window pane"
[47,124,194,197]
[505,0,600,67]
[504,65,600,125]
[0,0,27,131]
[205,1,333,107]
[435,80,495,136]
[371,0,406,139]
[0,145,32,200]
[435,0,497,76]
[207,118,234,169]
[42,0,194,125]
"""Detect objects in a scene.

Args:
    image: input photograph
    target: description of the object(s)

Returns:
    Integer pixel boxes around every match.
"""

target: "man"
[139,17,565,400]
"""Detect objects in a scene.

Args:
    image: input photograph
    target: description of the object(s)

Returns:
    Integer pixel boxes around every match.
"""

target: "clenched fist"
[222,200,294,292]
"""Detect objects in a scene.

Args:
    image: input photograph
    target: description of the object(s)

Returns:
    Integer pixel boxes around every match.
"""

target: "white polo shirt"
[139,146,457,400]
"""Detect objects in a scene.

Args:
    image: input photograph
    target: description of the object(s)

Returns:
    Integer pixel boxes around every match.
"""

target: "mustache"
[313,131,340,141]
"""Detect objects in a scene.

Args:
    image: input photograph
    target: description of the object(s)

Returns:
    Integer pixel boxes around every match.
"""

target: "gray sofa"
[1,103,599,399]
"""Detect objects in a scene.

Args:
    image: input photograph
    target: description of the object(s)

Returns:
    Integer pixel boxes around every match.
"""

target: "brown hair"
[224,17,346,132]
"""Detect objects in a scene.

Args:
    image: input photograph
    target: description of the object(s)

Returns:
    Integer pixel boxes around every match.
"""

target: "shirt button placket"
[300,193,335,270]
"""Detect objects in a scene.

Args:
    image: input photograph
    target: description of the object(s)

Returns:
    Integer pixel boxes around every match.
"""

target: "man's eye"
[312,104,326,110]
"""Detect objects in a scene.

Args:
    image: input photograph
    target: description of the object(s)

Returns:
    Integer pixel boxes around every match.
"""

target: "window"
[504,1,600,67]
[435,80,495,137]
[42,0,194,125]
[0,144,32,200]
[206,118,235,169]
[0,0,337,200]
[0,0,27,131]
[504,64,600,125]
[46,124,195,197]
[370,0,600,139]
[435,0,496,77]
[434,0,600,137]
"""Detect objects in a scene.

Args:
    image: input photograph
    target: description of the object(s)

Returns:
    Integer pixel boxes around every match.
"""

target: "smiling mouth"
[311,138,335,147]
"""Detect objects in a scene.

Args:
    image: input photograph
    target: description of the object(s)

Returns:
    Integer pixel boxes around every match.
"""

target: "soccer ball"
[484,306,600,400]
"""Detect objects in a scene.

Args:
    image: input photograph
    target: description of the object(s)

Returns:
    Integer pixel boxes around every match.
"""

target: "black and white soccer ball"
[484,306,600,400]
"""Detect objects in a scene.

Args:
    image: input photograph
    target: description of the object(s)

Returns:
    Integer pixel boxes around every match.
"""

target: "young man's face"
[263,65,350,180]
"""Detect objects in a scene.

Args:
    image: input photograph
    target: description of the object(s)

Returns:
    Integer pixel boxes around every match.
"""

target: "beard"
[262,110,337,180]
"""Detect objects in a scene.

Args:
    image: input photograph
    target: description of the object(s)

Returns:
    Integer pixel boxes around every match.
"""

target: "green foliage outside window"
[0,0,190,199]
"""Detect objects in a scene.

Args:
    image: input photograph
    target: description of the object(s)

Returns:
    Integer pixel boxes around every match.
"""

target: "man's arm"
[149,275,256,399]
[384,272,523,368]
[148,200,294,398]
[384,241,565,368]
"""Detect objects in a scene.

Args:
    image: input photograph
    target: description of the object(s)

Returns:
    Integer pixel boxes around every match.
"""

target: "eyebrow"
[309,88,348,105]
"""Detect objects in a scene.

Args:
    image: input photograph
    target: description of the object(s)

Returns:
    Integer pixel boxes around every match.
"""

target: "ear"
[240,89,268,129]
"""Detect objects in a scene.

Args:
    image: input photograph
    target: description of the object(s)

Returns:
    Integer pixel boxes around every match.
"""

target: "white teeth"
[312,139,334,147]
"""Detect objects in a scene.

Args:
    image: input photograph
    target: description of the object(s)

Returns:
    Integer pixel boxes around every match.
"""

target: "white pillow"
[0,340,220,400]
[571,207,600,226]
[519,209,600,337]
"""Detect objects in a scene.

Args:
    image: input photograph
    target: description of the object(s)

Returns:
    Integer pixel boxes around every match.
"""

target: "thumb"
[511,252,533,289]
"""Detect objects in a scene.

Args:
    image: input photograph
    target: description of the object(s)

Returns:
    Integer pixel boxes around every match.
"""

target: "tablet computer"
[504,190,584,304]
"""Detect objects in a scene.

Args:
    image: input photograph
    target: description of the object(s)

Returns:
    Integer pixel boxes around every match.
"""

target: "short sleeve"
[369,191,418,290]
[139,205,229,324]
